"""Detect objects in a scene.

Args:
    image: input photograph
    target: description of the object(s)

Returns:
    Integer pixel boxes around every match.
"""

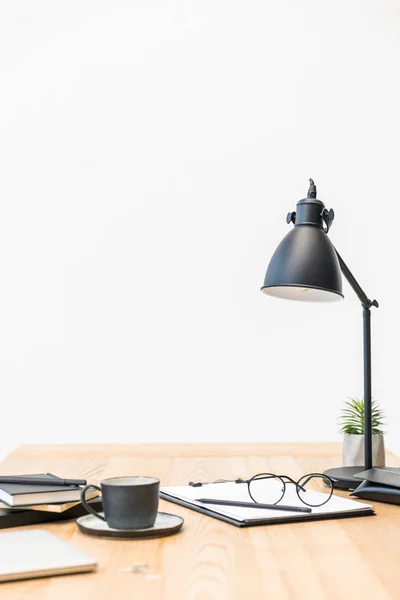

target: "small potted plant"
[338,397,386,467]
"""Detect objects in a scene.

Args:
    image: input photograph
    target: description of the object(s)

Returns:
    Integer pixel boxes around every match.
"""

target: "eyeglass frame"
[246,472,333,507]
[188,472,334,507]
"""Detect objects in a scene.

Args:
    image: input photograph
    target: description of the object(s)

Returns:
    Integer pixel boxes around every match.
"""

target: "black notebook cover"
[0,497,103,530]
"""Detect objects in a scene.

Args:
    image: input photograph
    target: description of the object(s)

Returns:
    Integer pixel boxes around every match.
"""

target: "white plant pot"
[342,434,385,467]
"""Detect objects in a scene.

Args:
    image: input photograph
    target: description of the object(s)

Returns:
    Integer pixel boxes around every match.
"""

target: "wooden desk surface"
[0,442,399,600]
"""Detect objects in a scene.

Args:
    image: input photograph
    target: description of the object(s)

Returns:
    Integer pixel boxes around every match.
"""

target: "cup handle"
[80,484,106,521]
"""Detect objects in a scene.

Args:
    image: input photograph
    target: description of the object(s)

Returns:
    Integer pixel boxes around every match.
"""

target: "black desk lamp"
[261,178,378,490]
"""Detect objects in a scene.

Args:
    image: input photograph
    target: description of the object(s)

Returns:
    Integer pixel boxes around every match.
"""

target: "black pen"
[0,476,87,487]
[195,498,312,513]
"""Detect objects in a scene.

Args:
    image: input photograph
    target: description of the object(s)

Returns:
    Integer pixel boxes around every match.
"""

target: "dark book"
[0,474,97,507]
[0,497,103,530]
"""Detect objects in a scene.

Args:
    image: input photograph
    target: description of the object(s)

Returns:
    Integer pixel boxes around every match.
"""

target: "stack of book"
[0,473,102,529]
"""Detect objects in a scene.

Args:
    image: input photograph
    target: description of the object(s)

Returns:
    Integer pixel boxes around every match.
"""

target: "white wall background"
[1,1,399,460]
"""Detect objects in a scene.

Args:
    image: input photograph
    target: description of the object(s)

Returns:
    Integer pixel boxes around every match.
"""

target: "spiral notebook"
[160,482,374,527]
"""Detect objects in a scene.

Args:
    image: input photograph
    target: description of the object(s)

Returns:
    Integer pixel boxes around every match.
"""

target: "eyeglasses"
[189,472,334,508]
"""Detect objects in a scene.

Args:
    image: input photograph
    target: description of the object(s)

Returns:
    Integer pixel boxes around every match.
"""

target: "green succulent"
[338,397,386,435]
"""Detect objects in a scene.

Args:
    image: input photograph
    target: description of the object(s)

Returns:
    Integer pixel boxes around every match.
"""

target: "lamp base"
[323,466,366,491]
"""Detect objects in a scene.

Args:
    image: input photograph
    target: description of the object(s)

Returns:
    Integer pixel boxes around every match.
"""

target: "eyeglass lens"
[248,473,286,505]
[296,474,333,507]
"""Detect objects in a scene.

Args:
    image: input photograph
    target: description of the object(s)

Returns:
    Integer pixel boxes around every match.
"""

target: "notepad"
[0,474,98,507]
[0,529,97,582]
[160,482,374,527]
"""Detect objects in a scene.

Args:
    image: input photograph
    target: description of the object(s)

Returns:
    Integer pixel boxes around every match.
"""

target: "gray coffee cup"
[81,476,160,529]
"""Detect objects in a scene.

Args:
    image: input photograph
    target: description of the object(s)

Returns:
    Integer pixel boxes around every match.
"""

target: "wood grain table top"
[0,442,399,600]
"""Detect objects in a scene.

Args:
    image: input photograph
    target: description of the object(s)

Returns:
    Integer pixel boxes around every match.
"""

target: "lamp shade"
[261,187,344,302]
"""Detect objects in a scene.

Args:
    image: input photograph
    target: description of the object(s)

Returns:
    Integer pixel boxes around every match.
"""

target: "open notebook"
[160,482,374,527]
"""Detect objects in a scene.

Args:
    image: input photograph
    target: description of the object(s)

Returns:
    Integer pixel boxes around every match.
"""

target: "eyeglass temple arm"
[188,478,247,487]
[299,475,313,488]
[279,475,306,492]
[279,475,296,484]
[299,474,333,489]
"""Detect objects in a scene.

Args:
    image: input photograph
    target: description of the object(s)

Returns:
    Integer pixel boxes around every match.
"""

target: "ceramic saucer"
[76,512,184,539]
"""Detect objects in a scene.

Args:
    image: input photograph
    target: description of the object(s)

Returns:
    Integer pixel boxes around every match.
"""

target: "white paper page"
[161,482,372,522]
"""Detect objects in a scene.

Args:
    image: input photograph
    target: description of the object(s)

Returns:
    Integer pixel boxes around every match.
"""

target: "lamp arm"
[334,249,378,310]
[334,247,378,472]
